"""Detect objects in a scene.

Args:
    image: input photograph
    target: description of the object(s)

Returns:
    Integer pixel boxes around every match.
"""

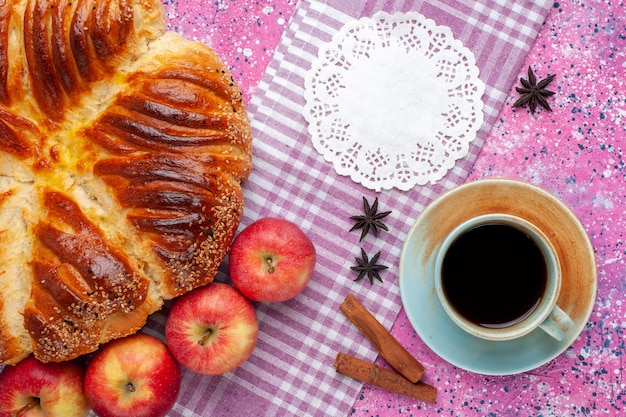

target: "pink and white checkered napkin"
[161,0,553,416]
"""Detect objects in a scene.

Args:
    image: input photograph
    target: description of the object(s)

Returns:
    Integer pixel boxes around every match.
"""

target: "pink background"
[165,0,625,415]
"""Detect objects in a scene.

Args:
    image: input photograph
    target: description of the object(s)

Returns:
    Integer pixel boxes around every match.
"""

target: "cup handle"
[539,305,574,341]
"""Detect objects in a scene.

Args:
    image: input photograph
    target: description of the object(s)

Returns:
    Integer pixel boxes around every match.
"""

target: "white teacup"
[434,214,574,342]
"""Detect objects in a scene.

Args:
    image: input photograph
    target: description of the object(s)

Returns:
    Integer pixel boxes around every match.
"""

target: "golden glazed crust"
[0,0,253,364]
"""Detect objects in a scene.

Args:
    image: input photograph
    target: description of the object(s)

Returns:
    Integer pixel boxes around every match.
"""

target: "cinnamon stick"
[340,293,424,383]
[334,352,437,403]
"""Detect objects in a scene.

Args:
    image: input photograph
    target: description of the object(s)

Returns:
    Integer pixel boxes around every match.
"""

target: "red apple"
[228,217,316,302]
[0,355,89,417]
[83,333,181,417]
[165,282,258,375]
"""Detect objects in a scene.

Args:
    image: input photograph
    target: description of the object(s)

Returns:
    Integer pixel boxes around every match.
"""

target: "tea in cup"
[434,214,573,341]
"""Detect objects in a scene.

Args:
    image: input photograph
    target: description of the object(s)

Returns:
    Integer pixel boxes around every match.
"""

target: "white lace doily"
[303,11,485,191]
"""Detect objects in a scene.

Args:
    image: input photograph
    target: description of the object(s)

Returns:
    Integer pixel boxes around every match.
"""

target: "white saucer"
[399,179,597,375]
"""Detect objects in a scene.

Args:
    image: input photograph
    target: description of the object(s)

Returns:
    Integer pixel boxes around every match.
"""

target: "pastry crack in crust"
[0,0,253,364]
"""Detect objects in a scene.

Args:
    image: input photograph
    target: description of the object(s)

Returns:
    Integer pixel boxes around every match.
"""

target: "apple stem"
[127,382,137,393]
[265,257,275,274]
[199,328,214,346]
[11,399,38,417]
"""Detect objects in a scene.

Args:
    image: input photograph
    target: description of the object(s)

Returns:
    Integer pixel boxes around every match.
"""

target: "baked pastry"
[0,0,253,365]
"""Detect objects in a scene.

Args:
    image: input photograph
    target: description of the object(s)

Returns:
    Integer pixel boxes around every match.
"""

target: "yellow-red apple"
[0,355,89,417]
[228,217,316,302]
[83,333,181,417]
[165,282,258,375]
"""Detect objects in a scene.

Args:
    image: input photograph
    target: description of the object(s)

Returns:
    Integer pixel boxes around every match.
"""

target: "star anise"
[350,248,388,285]
[349,197,391,242]
[512,66,556,114]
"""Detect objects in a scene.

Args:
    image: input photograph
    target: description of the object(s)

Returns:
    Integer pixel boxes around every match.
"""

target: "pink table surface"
[165,0,625,415]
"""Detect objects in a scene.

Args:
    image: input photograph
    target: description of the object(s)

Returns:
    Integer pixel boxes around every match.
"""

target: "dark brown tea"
[441,223,547,328]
